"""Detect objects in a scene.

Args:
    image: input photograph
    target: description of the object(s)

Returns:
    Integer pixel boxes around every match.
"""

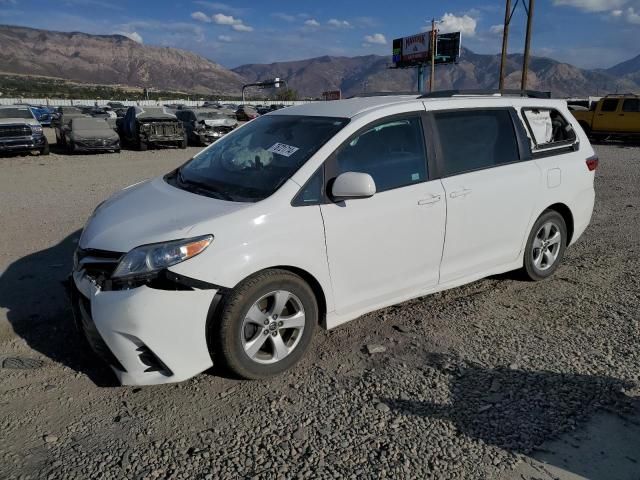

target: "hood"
[202,118,237,127]
[80,176,251,252]
[0,118,39,126]
[71,128,119,140]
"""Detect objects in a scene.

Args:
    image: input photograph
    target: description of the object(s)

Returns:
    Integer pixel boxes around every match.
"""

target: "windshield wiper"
[177,169,234,201]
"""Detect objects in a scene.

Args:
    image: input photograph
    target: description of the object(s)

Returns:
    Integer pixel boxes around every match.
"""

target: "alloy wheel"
[532,221,562,271]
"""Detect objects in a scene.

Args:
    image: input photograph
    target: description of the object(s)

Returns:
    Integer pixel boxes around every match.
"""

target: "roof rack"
[419,89,552,99]
[348,91,421,99]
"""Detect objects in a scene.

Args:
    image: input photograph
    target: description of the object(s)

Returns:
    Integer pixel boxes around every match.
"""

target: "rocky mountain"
[234,48,640,98]
[606,54,640,87]
[0,25,244,95]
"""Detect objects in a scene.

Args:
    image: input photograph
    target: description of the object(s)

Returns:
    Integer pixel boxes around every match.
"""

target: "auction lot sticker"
[268,142,299,157]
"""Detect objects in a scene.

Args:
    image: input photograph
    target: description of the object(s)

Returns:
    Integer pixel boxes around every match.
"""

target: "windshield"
[0,108,34,119]
[172,115,348,202]
[73,118,108,130]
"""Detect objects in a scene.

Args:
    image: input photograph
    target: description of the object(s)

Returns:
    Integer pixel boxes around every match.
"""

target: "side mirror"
[331,172,376,200]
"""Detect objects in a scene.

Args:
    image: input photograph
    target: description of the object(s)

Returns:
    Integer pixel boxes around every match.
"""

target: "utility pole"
[499,0,512,90]
[429,18,437,93]
[521,0,535,90]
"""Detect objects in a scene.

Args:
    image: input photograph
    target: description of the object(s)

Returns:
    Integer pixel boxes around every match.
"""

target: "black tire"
[179,132,188,149]
[522,210,567,281]
[68,141,76,154]
[213,269,317,380]
[137,138,148,151]
[40,139,50,156]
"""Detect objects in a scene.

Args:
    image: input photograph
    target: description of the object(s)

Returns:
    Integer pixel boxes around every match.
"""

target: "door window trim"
[428,107,528,179]
[321,112,434,202]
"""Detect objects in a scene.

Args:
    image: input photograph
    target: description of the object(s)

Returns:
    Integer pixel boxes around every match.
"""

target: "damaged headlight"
[112,235,213,279]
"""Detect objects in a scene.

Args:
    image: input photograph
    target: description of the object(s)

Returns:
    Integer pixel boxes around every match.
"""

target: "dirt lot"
[1,131,639,480]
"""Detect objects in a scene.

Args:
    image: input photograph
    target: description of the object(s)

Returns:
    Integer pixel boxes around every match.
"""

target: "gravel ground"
[0,132,639,479]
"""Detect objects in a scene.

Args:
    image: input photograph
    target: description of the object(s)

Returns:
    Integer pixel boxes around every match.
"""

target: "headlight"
[30,125,43,135]
[112,235,213,279]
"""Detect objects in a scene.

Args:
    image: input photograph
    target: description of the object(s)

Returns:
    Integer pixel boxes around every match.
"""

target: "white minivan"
[70,92,597,385]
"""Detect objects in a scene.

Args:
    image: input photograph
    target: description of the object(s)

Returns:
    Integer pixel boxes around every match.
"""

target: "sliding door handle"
[449,189,472,198]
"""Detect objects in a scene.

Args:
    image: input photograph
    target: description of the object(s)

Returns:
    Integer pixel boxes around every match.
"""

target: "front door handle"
[418,194,441,205]
[449,188,472,198]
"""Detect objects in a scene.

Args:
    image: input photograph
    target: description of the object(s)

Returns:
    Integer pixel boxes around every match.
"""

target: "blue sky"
[0,0,639,69]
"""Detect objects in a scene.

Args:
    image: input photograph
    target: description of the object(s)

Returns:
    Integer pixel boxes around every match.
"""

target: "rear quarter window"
[521,108,577,152]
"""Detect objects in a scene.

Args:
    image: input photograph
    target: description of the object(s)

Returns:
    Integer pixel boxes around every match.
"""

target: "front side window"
[333,116,428,192]
[434,109,519,177]
[522,108,577,149]
[171,115,348,202]
[622,99,640,112]
[601,99,619,112]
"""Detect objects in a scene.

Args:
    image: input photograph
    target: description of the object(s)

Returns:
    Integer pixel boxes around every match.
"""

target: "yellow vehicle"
[572,94,640,139]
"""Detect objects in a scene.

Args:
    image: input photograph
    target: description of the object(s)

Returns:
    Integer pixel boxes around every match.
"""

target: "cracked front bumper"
[71,270,217,385]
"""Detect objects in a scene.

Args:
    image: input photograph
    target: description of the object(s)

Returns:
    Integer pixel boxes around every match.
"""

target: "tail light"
[586,155,598,171]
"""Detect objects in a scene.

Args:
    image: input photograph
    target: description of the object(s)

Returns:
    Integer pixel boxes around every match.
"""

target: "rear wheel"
[213,269,317,379]
[522,210,567,281]
[179,132,188,149]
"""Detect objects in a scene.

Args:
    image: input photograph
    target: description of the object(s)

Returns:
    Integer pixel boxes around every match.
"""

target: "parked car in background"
[107,101,126,110]
[571,94,640,140]
[118,106,186,150]
[70,92,596,385]
[29,106,52,127]
[0,105,49,155]
[60,117,120,153]
[256,106,271,115]
[236,105,259,121]
[176,108,238,145]
[53,107,88,147]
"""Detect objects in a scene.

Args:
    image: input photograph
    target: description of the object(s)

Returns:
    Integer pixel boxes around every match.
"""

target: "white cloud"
[218,34,232,42]
[626,7,640,23]
[489,24,504,35]
[363,33,387,45]
[552,0,626,12]
[193,1,246,16]
[272,12,295,22]
[191,11,211,23]
[114,31,143,43]
[304,19,320,27]
[327,18,351,29]
[436,12,477,37]
[611,9,624,16]
[232,23,253,32]
[212,13,253,32]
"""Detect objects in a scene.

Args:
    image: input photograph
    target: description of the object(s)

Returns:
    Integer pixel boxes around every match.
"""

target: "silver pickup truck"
[0,106,49,156]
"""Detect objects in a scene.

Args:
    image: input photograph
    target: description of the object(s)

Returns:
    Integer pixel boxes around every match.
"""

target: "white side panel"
[320,180,446,316]
[439,161,541,283]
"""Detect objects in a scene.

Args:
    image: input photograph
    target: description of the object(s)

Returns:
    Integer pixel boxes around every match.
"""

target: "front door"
[320,114,446,315]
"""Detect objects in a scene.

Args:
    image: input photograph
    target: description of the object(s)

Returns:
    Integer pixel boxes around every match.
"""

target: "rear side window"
[522,108,576,149]
[601,99,619,112]
[434,109,519,177]
[334,116,428,192]
[623,99,640,112]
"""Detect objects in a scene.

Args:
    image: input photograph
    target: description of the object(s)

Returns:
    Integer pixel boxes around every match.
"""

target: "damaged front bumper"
[69,267,220,386]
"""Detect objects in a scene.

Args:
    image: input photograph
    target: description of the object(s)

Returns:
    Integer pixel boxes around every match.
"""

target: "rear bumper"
[71,270,216,385]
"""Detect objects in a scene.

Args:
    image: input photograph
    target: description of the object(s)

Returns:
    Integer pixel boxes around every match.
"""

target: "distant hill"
[234,48,640,98]
[0,25,245,95]
[0,24,638,99]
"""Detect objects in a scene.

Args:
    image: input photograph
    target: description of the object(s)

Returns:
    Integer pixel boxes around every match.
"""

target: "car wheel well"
[269,266,327,328]
[545,203,574,244]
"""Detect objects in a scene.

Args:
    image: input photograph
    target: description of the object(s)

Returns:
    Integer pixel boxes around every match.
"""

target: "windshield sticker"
[267,142,300,157]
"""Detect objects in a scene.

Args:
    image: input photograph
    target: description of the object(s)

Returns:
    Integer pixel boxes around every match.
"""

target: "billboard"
[392,31,461,68]
[322,90,342,101]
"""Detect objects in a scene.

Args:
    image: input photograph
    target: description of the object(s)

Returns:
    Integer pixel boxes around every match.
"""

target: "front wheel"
[40,139,50,156]
[213,269,317,379]
[522,210,567,281]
